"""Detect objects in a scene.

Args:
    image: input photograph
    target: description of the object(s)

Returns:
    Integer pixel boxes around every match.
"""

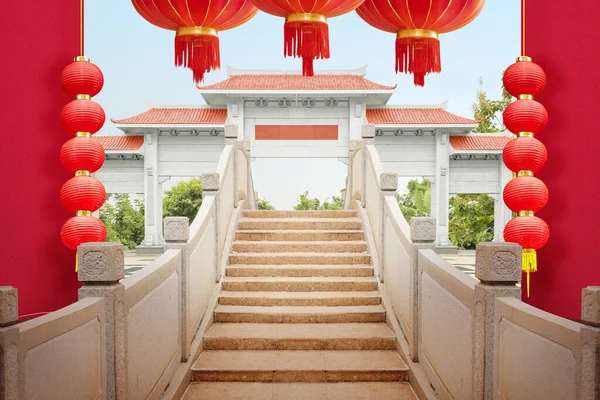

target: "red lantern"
[503,136,547,173]
[61,58,104,97]
[60,136,105,174]
[60,99,106,135]
[131,0,258,83]
[503,57,547,98]
[249,0,364,76]
[503,97,548,135]
[60,176,106,213]
[504,216,549,251]
[503,176,548,213]
[356,0,485,86]
[61,216,107,250]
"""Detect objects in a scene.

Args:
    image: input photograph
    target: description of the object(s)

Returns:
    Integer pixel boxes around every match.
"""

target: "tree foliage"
[293,191,344,210]
[398,179,431,221]
[162,178,203,223]
[256,198,276,210]
[472,75,512,133]
[448,194,495,249]
[99,194,145,250]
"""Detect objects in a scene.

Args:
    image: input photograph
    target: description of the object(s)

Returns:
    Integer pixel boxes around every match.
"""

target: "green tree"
[472,75,512,133]
[163,178,203,223]
[256,198,276,210]
[448,194,495,249]
[99,194,145,250]
[398,179,431,222]
[293,190,344,210]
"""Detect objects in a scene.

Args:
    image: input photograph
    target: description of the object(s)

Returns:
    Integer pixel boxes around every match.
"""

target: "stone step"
[221,277,379,292]
[183,382,417,399]
[214,305,386,323]
[229,253,371,265]
[203,323,396,351]
[243,210,358,219]
[191,350,408,382]
[235,230,365,242]
[232,241,368,253]
[226,265,374,278]
[238,218,362,231]
[218,291,382,307]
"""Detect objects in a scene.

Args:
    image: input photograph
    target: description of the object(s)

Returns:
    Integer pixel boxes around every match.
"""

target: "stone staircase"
[183,210,417,399]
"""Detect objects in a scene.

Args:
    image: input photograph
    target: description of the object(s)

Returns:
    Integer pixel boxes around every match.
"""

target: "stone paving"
[124,250,160,277]
[440,250,476,279]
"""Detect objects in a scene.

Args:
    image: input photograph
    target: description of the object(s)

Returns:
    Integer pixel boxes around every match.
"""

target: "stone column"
[202,173,220,282]
[473,242,521,400]
[78,242,125,400]
[139,130,163,252]
[225,125,239,207]
[379,172,398,282]
[0,287,19,400]
[410,217,436,361]
[361,125,375,208]
[163,216,191,361]
[580,287,600,399]
[433,132,452,249]
[495,162,513,241]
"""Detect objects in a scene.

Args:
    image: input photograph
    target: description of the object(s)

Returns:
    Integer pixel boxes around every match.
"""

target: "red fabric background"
[0,2,81,317]
[526,1,600,319]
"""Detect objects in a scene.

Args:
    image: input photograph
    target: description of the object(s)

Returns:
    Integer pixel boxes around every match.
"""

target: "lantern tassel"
[75,253,78,273]
[174,33,220,83]
[395,36,441,86]
[284,20,330,76]
[522,249,537,297]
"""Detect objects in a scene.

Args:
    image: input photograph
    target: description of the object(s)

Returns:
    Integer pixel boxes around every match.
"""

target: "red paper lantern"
[356,0,485,86]
[503,57,547,98]
[61,58,104,97]
[504,216,549,251]
[503,98,548,135]
[503,136,547,173]
[503,176,549,213]
[61,216,107,250]
[60,99,106,135]
[131,0,258,83]
[60,176,106,213]
[60,136,105,174]
[249,0,364,76]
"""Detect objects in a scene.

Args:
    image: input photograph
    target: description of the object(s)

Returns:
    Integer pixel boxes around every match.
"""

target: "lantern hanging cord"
[521,0,525,56]
[80,0,84,56]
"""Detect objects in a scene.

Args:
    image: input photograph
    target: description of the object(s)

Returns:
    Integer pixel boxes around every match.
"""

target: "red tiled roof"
[197,75,396,91]
[367,108,478,125]
[112,108,227,125]
[95,136,144,151]
[450,135,512,151]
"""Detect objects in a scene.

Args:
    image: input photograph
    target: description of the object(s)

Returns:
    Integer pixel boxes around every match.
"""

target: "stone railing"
[345,126,600,400]
[0,128,257,400]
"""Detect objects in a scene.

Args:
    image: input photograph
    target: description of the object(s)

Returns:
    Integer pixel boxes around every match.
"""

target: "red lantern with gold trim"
[61,60,104,98]
[503,59,546,98]
[503,176,548,213]
[131,0,258,83]
[60,136,105,174]
[503,136,547,173]
[356,0,486,86]
[60,98,106,135]
[249,0,364,76]
[60,176,106,214]
[503,97,548,135]
[61,215,107,251]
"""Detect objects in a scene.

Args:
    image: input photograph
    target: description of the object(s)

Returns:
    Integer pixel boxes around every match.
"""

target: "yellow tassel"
[522,249,537,298]
[75,253,78,272]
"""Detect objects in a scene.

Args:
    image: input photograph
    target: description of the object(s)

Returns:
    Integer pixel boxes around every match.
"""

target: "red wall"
[0,2,80,317]
[526,1,600,319]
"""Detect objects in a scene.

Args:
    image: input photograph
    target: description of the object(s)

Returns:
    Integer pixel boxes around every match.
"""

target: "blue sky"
[87,0,519,209]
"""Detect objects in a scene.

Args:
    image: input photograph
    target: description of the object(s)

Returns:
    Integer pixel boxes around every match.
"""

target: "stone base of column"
[135,245,165,255]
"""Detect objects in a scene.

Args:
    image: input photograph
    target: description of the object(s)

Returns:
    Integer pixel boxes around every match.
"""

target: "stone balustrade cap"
[410,217,436,242]
[0,286,18,324]
[475,242,522,283]
[225,124,238,138]
[361,124,375,139]
[202,173,220,191]
[164,217,190,242]
[78,242,125,283]
[582,286,600,325]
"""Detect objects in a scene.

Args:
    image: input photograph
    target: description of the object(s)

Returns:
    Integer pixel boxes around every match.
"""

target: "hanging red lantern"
[60,98,106,135]
[503,97,548,135]
[61,215,107,250]
[249,0,364,76]
[503,136,547,173]
[60,176,106,213]
[503,176,548,213]
[504,215,549,259]
[356,0,485,86]
[503,56,547,98]
[60,136,105,174]
[61,58,104,98]
[131,0,258,83]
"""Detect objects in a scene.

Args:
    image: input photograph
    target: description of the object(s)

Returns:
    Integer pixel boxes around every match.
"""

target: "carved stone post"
[473,242,521,400]
[410,217,436,362]
[361,125,375,208]
[202,173,220,282]
[164,216,191,361]
[225,125,239,207]
[580,287,600,399]
[379,172,398,282]
[78,242,125,400]
[0,287,19,400]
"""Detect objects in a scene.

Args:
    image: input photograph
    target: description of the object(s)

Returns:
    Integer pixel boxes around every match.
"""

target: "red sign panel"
[255,125,338,140]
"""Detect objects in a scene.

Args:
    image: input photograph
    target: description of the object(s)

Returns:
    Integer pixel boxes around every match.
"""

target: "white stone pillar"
[433,132,451,247]
[139,130,162,252]
[495,160,513,241]
[227,98,244,139]
[349,99,367,140]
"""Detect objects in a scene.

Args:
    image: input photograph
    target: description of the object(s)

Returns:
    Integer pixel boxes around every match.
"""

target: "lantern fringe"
[395,36,441,87]
[284,20,330,76]
[522,249,537,298]
[75,253,78,272]
[175,34,220,83]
